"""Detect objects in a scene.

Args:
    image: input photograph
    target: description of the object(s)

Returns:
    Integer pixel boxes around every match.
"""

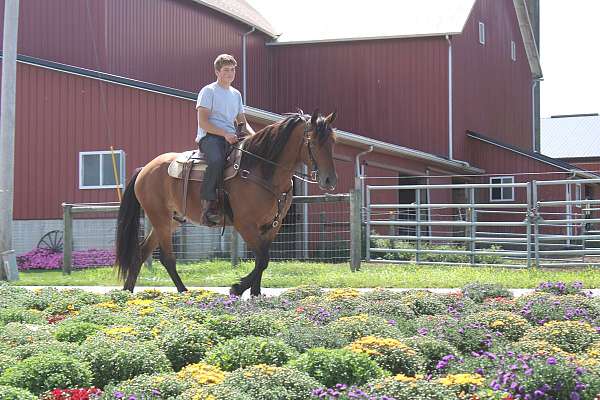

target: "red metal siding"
[269,38,449,156]
[454,0,533,160]
[13,63,198,220]
[0,0,272,108]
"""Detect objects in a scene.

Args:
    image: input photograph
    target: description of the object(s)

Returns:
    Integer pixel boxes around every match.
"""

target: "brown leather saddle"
[167,142,244,224]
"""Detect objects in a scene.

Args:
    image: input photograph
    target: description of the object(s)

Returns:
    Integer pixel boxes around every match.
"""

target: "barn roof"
[245,0,541,78]
[194,0,278,37]
[541,114,600,158]
[467,131,600,179]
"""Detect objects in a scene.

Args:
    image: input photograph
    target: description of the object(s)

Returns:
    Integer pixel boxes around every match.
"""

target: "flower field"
[0,281,599,399]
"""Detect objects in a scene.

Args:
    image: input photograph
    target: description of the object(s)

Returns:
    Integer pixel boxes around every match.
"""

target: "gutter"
[242,27,256,104]
[244,106,483,174]
[446,34,453,160]
[354,146,373,189]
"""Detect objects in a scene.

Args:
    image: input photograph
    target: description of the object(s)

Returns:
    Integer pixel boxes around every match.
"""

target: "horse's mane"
[239,114,304,180]
[239,112,335,181]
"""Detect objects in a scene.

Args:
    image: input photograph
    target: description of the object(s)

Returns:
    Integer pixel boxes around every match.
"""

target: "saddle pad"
[167,142,244,182]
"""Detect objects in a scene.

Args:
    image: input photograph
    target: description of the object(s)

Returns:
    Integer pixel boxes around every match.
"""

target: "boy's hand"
[224,132,238,144]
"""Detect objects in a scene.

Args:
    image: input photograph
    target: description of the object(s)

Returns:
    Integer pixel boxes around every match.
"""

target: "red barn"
[1,0,597,255]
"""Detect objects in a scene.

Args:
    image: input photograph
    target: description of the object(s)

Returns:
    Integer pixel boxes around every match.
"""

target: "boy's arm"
[198,107,238,144]
[236,113,256,136]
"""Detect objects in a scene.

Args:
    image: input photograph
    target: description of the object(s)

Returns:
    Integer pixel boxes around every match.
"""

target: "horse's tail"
[116,168,143,283]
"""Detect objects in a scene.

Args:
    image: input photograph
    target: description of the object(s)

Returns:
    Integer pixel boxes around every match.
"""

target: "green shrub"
[0,284,31,308]
[155,321,218,370]
[400,291,449,316]
[279,285,324,302]
[511,339,571,358]
[288,348,384,387]
[206,365,319,400]
[0,384,37,400]
[403,336,459,374]
[463,310,530,342]
[102,372,191,399]
[68,304,131,327]
[354,298,416,322]
[0,307,45,326]
[0,353,17,375]
[239,313,287,337]
[411,315,501,353]
[180,385,252,400]
[202,314,244,341]
[347,336,426,375]
[0,352,92,395]
[326,314,402,344]
[10,340,78,361]
[54,320,102,344]
[0,322,53,346]
[517,292,598,325]
[278,321,347,353]
[205,336,298,372]
[78,334,171,388]
[535,281,589,296]
[488,354,593,400]
[368,376,458,399]
[461,283,512,303]
[522,320,598,353]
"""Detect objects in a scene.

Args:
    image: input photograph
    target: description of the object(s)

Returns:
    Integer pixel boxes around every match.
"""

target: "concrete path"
[17,286,600,299]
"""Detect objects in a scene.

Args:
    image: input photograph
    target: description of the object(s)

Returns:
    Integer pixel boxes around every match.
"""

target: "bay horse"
[115,110,338,296]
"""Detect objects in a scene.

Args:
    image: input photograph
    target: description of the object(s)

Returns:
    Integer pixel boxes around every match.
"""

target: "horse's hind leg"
[123,229,159,292]
[154,223,187,293]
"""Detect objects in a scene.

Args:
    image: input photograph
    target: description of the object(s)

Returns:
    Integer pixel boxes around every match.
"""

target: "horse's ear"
[311,108,319,126]
[325,111,337,125]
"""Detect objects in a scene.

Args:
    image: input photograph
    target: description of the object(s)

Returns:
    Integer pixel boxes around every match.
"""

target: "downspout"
[446,35,453,160]
[355,146,373,190]
[242,27,256,104]
[531,78,542,152]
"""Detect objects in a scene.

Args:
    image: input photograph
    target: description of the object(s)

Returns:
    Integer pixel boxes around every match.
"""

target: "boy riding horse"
[196,54,256,225]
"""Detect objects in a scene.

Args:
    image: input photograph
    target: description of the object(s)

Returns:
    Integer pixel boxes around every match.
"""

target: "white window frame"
[79,150,126,189]
[510,40,516,61]
[479,22,486,45]
[489,176,515,202]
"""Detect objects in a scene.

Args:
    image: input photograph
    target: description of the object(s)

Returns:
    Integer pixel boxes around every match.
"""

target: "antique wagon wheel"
[37,230,64,252]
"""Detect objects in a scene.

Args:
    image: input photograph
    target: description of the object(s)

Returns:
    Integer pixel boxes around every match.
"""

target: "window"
[511,40,516,61]
[79,150,125,189]
[490,176,514,202]
[479,22,486,45]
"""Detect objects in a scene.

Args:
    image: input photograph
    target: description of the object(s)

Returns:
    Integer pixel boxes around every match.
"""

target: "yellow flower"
[139,307,155,316]
[96,301,119,310]
[326,288,360,300]
[103,326,139,338]
[490,320,505,328]
[348,336,416,357]
[438,373,484,386]
[177,363,226,386]
[126,299,154,307]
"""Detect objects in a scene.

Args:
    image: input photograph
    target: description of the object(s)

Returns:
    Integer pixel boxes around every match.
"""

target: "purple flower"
[114,392,124,399]
[546,357,557,365]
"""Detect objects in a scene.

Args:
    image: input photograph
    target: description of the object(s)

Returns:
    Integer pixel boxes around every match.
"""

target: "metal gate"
[366,178,600,268]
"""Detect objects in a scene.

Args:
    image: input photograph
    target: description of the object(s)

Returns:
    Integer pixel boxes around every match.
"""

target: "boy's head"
[214,54,237,85]
[214,54,237,71]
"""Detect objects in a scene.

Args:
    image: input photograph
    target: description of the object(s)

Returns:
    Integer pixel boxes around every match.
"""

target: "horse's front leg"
[229,228,271,297]
[249,243,271,296]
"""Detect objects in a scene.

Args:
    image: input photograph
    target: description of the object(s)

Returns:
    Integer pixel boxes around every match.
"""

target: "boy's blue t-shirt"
[196,82,244,143]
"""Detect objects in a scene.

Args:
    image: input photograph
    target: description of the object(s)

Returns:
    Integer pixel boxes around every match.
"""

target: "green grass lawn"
[12,261,600,288]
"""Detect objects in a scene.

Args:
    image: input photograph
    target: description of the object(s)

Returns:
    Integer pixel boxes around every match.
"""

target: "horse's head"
[304,109,338,191]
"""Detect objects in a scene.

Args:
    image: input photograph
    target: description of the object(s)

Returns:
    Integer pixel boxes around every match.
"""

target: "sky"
[248,0,599,119]
[540,1,600,117]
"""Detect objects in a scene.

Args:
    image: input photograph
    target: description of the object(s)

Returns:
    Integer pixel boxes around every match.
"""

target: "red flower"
[43,387,102,400]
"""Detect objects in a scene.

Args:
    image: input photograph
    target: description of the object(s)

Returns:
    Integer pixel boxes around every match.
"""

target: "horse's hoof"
[230,284,243,296]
